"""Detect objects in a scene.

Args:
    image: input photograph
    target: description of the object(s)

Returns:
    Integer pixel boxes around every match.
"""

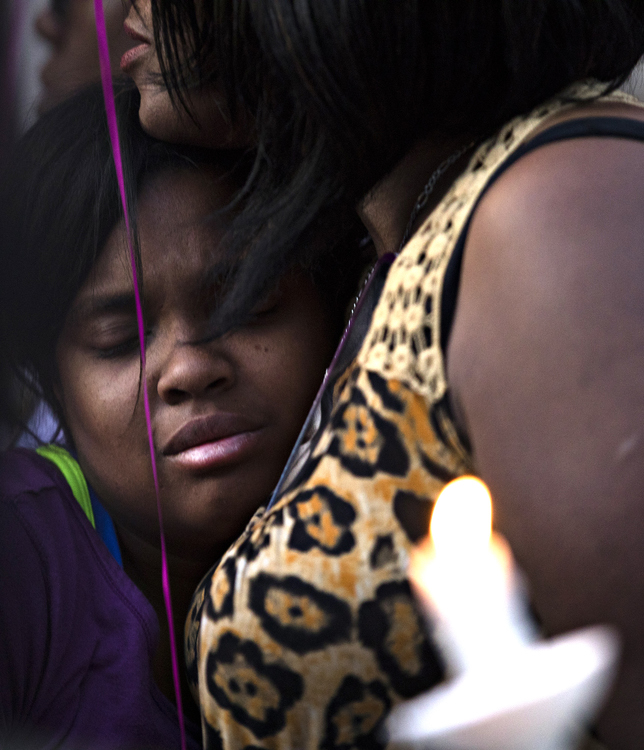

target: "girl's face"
[122,0,251,147]
[55,167,334,561]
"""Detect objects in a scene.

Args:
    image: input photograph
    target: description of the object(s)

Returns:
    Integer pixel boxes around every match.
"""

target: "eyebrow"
[67,258,241,323]
[68,292,137,322]
[194,257,242,304]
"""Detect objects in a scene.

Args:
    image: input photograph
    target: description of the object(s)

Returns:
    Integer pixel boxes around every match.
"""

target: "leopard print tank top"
[187,82,639,750]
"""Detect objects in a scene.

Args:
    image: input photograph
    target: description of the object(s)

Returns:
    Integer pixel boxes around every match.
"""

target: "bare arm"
[448,135,644,749]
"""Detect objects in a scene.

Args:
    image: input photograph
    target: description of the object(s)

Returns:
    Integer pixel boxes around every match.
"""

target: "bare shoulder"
[452,123,644,373]
[450,120,644,386]
[448,114,644,504]
[446,119,644,746]
[473,123,644,268]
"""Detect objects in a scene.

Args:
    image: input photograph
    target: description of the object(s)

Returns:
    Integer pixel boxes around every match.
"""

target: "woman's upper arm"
[447,135,644,747]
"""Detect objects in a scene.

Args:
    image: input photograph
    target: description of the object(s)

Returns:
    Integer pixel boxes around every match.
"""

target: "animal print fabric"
[358,82,637,402]
[187,82,630,750]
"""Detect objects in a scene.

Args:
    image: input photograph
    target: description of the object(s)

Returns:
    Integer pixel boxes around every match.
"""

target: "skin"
[358,135,476,257]
[55,166,335,718]
[447,103,644,749]
[121,1,253,147]
[35,0,133,113]
[361,98,644,749]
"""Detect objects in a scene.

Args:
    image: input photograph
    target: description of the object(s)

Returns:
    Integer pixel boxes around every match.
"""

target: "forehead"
[88,166,237,296]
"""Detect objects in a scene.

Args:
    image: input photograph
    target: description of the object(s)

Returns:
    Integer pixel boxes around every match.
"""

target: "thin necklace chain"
[399,140,476,251]
[348,237,381,318]
[349,140,476,319]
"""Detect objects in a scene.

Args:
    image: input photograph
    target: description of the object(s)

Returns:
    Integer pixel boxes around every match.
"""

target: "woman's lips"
[120,43,150,73]
[168,431,263,471]
[162,413,264,471]
[123,20,150,44]
[121,22,151,72]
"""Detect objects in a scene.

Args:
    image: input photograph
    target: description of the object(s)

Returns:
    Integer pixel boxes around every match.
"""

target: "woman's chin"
[137,84,255,149]
[137,87,191,143]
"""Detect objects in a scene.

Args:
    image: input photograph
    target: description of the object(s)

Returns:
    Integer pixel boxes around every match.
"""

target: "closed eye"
[95,336,142,359]
[248,287,282,320]
[89,319,151,359]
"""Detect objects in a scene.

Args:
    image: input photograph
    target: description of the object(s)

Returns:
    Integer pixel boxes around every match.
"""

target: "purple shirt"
[0,449,202,750]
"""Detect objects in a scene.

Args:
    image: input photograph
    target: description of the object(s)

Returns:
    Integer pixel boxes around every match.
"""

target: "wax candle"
[409,476,535,675]
[387,476,620,750]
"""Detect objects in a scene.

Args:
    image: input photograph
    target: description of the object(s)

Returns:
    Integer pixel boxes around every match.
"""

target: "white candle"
[388,476,620,750]
[409,476,535,675]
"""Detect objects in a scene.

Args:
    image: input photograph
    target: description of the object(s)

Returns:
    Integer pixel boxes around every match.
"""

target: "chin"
[137,88,186,143]
[138,84,255,149]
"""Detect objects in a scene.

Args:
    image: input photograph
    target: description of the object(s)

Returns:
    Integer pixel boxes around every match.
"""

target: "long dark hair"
[149,0,644,330]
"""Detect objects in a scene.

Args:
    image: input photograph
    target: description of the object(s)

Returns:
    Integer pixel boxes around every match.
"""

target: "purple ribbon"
[93,4,187,748]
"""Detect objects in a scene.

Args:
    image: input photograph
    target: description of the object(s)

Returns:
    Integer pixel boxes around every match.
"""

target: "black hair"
[0,81,366,441]
[0,83,183,436]
[149,0,644,331]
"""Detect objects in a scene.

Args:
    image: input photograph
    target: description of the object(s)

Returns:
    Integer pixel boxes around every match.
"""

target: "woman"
[0,82,364,749]
[123,2,644,748]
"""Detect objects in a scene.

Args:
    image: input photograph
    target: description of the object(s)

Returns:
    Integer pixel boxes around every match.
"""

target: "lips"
[163,413,262,457]
[120,44,149,73]
[120,22,152,72]
[123,21,151,45]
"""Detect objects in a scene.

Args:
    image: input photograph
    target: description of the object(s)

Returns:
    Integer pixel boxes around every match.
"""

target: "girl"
[123,1,644,748]
[0,82,365,749]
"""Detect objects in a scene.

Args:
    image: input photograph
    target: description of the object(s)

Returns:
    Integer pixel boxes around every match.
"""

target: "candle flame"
[430,476,492,558]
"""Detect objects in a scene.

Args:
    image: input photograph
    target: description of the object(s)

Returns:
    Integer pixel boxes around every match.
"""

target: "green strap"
[36,444,95,529]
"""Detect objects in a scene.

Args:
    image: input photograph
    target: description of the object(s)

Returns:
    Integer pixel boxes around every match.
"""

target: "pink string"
[93,4,187,749]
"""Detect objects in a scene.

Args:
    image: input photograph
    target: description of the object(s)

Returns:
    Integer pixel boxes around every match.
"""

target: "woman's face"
[55,167,334,561]
[122,0,252,147]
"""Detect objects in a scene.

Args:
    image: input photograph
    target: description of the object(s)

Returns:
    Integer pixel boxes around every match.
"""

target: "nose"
[156,338,235,406]
[35,6,64,44]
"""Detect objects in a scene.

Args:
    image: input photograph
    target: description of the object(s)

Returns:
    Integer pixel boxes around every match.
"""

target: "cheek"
[252,316,335,428]
[57,354,141,451]
[56,351,163,539]
[57,355,154,523]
